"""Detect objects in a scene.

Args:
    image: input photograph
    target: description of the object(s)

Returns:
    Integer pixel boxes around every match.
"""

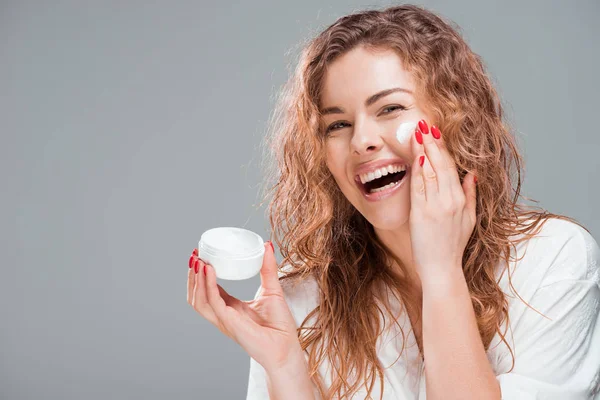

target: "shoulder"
[523,217,598,285]
[489,220,600,394]
[498,217,600,295]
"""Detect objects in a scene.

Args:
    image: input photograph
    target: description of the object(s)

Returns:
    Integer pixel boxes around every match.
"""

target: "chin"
[348,186,411,231]
[352,174,412,231]
[363,205,410,231]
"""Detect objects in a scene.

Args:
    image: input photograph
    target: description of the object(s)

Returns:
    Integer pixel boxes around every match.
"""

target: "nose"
[350,117,384,155]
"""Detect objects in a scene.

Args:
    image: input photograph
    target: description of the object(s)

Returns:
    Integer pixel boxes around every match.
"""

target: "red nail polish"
[269,241,275,253]
[193,248,198,256]
[194,259,199,274]
[419,155,425,166]
[418,120,429,134]
[203,265,207,276]
[189,255,194,269]
[431,125,441,139]
[474,176,478,184]
[415,128,423,145]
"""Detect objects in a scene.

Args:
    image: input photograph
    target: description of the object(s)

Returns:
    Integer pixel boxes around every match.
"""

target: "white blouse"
[246,218,600,399]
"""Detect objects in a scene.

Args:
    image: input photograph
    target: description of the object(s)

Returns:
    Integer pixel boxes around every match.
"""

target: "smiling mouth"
[358,169,408,194]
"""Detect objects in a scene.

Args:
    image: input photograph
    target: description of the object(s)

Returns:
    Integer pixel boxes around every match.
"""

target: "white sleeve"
[496,226,600,399]
[246,356,270,400]
[245,283,270,399]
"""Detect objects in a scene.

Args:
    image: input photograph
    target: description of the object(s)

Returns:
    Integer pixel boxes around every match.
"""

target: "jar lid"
[199,227,264,259]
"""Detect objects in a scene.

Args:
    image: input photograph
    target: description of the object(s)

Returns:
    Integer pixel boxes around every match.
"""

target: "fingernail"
[194,259,199,274]
[203,265,207,276]
[419,155,425,166]
[418,120,429,134]
[193,248,198,256]
[431,125,441,139]
[267,241,274,253]
[414,128,423,145]
[474,176,478,184]
[189,255,194,269]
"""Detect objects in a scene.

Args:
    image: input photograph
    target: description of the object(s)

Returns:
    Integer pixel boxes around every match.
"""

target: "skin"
[320,45,499,399]
[320,45,429,300]
[319,45,468,347]
[187,45,501,399]
[186,245,314,400]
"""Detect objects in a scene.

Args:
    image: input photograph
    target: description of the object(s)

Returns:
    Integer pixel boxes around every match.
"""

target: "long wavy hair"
[259,4,584,399]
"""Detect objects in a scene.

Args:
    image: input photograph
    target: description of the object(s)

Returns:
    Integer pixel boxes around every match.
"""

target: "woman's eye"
[325,106,405,134]
[325,121,349,133]
[381,105,405,114]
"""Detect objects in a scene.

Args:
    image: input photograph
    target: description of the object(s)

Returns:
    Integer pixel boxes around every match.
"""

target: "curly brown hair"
[259,4,584,399]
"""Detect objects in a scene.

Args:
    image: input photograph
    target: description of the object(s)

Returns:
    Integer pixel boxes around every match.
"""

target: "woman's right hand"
[186,241,302,373]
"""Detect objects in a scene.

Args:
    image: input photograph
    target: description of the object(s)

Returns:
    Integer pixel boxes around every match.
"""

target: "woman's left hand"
[409,120,477,285]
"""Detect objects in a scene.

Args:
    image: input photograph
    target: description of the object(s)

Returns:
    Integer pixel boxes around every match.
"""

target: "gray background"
[1,0,598,399]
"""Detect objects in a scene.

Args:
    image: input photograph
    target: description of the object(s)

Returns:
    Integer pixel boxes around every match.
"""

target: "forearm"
[421,267,501,400]
[265,349,315,400]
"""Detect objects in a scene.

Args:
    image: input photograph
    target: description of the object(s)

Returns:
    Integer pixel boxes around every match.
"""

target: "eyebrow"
[319,87,413,115]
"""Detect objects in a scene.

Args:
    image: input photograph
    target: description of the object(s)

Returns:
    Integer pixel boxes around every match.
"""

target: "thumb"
[259,241,282,294]
[462,172,477,218]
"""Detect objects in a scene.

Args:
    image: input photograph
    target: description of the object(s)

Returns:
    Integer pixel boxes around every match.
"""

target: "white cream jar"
[198,227,265,280]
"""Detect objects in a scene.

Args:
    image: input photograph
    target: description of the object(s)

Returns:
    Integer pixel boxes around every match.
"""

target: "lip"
[353,158,409,182]
[360,169,409,201]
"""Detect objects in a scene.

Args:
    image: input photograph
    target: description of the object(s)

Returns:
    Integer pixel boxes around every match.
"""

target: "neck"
[374,223,422,294]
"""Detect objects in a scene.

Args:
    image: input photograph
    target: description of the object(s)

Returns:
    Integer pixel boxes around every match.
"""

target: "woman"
[187,4,600,399]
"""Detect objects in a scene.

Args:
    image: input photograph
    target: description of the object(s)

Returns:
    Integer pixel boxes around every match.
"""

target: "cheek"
[325,159,355,198]
[327,165,348,189]
[325,144,346,178]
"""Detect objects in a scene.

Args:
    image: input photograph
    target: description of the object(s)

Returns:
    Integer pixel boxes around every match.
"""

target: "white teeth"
[370,179,401,193]
[359,164,407,184]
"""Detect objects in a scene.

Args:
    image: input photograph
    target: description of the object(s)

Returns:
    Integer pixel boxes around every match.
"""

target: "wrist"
[265,348,314,400]
[419,263,465,292]
[264,345,308,377]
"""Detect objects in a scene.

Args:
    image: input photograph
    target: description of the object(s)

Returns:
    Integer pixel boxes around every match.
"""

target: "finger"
[187,249,196,304]
[410,151,427,204]
[192,258,218,325]
[462,171,478,220]
[420,153,438,199]
[420,121,446,171]
[419,120,446,196]
[188,248,198,270]
[205,262,240,336]
[187,262,195,304]
[259,241,283,294]
[410,125,427,201]
[417,128,439,200]
[430,125,462,193]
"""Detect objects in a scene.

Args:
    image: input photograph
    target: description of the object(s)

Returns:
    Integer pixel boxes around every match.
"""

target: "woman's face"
[320,45,432,230]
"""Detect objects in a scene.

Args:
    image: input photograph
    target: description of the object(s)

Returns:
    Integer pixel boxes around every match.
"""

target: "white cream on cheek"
[395,120,418,144]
